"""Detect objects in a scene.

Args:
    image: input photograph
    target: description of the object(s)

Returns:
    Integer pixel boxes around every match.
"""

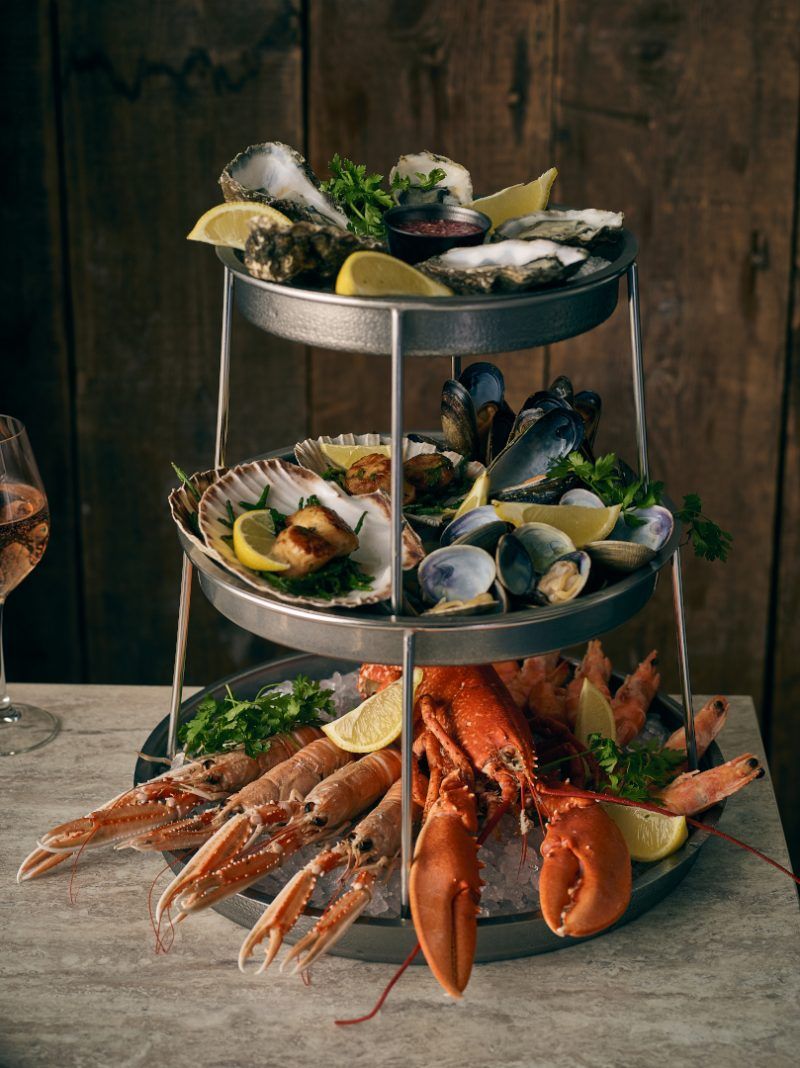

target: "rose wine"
[0,482,49,598]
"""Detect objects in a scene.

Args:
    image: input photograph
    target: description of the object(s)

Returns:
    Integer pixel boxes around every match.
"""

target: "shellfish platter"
[190,140,627,297]
[167,359,716,616]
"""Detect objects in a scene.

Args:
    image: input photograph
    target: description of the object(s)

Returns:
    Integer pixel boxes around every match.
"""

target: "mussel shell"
[459,361,505,410]
[486,400,516,463]
[574,390,602,448]
[441,379,479,461]
[586,540,656,573]
[548,375,574,406]
[488,408,584,497]
[417,545,496,605]
[509,392,570,440]
[531,550,591,605]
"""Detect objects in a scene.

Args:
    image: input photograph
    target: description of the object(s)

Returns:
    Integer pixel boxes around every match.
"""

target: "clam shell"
[533,550,591,605]
[168,467,228,555]
[197,458,424,608]
[585,540,656,573]
[293,433,484,530]
[417,545,496,606]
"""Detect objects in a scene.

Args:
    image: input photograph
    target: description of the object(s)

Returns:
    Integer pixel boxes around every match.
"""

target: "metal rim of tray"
[216,228,638,356]
[135,651,723,964]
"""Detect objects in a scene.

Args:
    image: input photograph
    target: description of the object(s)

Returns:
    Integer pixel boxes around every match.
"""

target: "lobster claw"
[538,797,631,938]
[409,771,481,999]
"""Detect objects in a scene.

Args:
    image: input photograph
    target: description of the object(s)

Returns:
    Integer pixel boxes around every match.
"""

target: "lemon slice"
[574,678,616,747]
[602,804,688,862]
[335,252,453,298]
[322,669,424,753]
[492,501,620,547]
[320,443,391,469]
[470,167,558,230]
[187,202,291,250]
[232,510,290,572]
[452,470,490,520]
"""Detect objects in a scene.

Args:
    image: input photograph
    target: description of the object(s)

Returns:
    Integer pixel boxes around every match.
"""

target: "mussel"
[441,363,515,464]
[487,408,584,503]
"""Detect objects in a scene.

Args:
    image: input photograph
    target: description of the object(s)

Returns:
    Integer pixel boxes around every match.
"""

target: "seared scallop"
[272,525,338,578]
[403,453,456,493]
[287,504,358,558]
[344,453,415,504]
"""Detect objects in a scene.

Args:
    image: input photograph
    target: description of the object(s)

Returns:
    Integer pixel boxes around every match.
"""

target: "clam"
[219,142,347,228]
[586,505,674,573]
[533,550,592,605]
[440,506,506,547]
[493,208,623,246]
[389,151,473,206]
[424,582,508,618]
[245,221,381,285]
[488,408,584,503]
[559,488,605,508]
[417,545,496,606]
[419,240,588,295]
[495,523,576,598]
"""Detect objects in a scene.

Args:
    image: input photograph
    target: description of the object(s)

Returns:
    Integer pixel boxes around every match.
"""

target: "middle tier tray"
[180,491,680,664]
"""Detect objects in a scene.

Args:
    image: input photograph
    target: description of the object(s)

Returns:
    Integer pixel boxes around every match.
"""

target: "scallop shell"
[197,458,424,608]
[168,467,229,555]
[293,433,484,529]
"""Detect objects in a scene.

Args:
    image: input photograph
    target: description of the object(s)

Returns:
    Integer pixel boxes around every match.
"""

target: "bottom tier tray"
[135,652,723,965]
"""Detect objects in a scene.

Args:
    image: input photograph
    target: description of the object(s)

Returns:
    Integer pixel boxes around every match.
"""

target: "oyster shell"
[389,151,473,206]
[196,458,424,609]
[219,142,347,228]
[493,209,623,246]
[420,240,587,294]
[244,221,380,285]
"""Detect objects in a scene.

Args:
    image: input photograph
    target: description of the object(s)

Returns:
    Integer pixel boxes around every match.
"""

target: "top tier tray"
[216,229,638,356]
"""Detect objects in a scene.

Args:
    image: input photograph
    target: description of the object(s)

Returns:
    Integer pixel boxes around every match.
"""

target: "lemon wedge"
[602,804,688,862]
[322,669,424,753]
[187,202,291,250]
[492,501,620,547]
[452,470,490,520]
[335,251,453,298]
[232,510,290,572]
[574,678,616,747]
[470,167,558,230]
[320,443,391,469]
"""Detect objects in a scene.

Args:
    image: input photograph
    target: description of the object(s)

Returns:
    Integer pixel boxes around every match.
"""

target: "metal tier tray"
[217,228,638,356]
[136,652,723,964]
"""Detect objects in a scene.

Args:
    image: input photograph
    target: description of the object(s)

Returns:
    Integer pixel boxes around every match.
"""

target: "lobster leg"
[538,794,631,938]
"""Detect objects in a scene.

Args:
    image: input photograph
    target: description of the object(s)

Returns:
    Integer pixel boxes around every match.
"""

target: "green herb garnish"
[390,166,447,195]
[587,733,685,803]
[171,462,201,502]
[321,466,347,489]
[321,154,393,237]
[548,451,731,561]
[178,675,335,757]
[264,556,373,600]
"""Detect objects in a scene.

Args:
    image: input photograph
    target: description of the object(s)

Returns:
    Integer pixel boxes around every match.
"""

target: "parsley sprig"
[587,733,685,803]
[548,451,732,561]
[321,154,393,237]
[390,166,447,196]
[178,676,335,757]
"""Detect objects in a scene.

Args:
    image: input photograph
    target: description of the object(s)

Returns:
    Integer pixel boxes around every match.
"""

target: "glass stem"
[0,599,17,722]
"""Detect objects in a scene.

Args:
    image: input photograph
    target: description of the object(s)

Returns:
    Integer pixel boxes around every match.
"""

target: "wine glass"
[0,416,59,755]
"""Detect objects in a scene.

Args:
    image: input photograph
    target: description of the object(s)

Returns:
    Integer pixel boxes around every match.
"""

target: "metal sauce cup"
[384,204,491,265]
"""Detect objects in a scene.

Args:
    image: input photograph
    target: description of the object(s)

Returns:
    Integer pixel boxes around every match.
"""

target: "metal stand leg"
[627,262,698,771]
[671,548,699,770]
[627,263,649,482]
[166,266,234,758]
[451,356,462,380]
[400,629,417,918]
[390,309,405,617]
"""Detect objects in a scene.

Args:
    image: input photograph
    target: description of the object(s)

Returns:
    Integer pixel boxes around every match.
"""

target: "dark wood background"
[3,1,799,866]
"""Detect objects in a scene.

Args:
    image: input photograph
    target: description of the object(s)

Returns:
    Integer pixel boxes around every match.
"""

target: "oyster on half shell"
[220,142,348,228]
[493,209,623,246]
[420,240,588,295]
[245,221,381,285]
[389,151,473,206]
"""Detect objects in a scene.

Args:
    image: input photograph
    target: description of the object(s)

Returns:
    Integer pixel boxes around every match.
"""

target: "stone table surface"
[1,685,798,1068]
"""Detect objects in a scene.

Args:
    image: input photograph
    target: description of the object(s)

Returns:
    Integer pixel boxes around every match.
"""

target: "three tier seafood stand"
[146,230,713,962]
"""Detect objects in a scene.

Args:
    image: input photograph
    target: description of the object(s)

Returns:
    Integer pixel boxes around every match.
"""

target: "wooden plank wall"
[2,1,799,863]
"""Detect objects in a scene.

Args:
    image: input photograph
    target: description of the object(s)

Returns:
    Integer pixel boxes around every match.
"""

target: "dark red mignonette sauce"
[394,218,484,238]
